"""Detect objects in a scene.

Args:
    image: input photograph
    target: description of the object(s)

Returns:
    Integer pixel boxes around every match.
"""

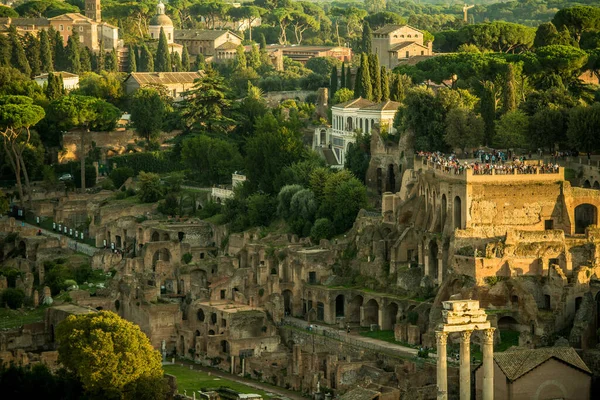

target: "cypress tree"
[340,63,346,89]
[155,27,172,72]
[172,51,182,72]
[0,36,10,66]
[330,65,338,99]
[346,64,353,90]
[95,41,105,72]
[141,45,154,72]
[361,22,372,54]
[65,32,80,73]
[502,63,517,114]
[181,45,190,72]
[480,81,497,146]
[46,72,63,99]
[80,46,92,72]
[234,45,247,71]
[51,28,64,71]
[194,53,205,71]
[39,29,53,72]
[248,43,261,70]
[369,53,381,102]
[106,48,118,72]
[355,53,371,100]
[381,66,389,101]
[9,28,31,77]
[24,33,41,77]
[128,46,137,73]
[260,33,267,50]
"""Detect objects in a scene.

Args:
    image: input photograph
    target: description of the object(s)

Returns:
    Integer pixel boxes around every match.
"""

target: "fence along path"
[22,222,100,256]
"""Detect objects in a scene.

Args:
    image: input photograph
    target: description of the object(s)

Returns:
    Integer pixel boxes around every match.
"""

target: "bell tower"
[85,0,101,22]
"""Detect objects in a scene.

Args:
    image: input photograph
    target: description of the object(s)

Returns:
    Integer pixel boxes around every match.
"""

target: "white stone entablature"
[313,97,401,166]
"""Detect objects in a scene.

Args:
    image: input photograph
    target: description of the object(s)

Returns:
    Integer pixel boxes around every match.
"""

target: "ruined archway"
[197,309,205,321]
[161,232,170,241]
[575,204,597,234]
[453,196,462,229]
[429,240,439,280]
[348,295,363,323]
[594,181,600,189]
[441,194,447,229]
[363,299,379,326]
[220,340,230,354]
[498,316,518,331]
[383,302,399,330]
[335,294,345,317]
[151,231,160,242]
[283,290,293,316]
[387,164,395,193]
[583,180,591,188]
[152,248,171,266]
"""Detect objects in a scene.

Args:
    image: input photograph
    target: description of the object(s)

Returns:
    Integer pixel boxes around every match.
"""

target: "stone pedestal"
[436,331,448,400]
[460,330,472,400]
[483,328,495,400]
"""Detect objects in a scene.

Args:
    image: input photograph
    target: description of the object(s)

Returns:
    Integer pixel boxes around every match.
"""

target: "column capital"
[460,329,472,342]
[483,328,496,343]
[436,330,448,345]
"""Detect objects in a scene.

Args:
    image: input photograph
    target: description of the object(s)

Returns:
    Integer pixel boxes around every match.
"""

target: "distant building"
[34,71,79,90]
[211,173,246,203]
[474,347,591,400]
[313,97,401,167]
[123,71,203,101]
[264,44,352,64]
[0,17,50,35]
[148,1,183,56]
[174,29,243,62]
[372,25,433,69]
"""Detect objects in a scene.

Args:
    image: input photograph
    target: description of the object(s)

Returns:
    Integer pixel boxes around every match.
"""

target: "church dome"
[150,14,173,27]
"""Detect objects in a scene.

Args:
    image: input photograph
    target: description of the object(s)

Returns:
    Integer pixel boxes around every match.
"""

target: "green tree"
[0,95,45,208]
[395,87,445,151]
[247,193,276,227]
[194,53,205,71]
[480,81,498,146]
[381,66,390,101]
[9,29,31,77]
[56,311,164,394]
[344,131,370,182]
[494,109,529,149]
[182,68,232,132]
[535,45,588,84]
[51,28,64,71]
[361,21,372,54]
[329,65,338,100]
[529,108,567,150]
[128,46,137,72]
[369,53,381,102]
[305,56,341,76]
[79,47,92,73]
[130,88,166,141]
[155,27,172,72]
[65,32,80,74]
[319,170,367,233]
[444,108,484,153]
[39,29,53,73]
[171,51,182,72]
[234,45,247,71]
[552,6,600,43]
[567,103,600,151]
[502,64,517,114]
[345,62,353,89]
[109,167,134,189]
[24,33,41,77]
[1,288,25,309]
[310,218,335,242]
[340,63,346,89]
[0,189,8,215]
[105,48,118,72]
[247,43,261,70]
[140,44,154,72]
[181,45,190,72]
[94,43,104,72]
[46,72,64,100]
[355,53,372,100]
[277,184,303,220]
[333,88,354,104]
[181,135,243,184]
[138,171,163,202]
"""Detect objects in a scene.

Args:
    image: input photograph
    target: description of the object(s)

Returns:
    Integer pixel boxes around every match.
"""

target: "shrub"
[157,193,178,215]
[310,218,335,242]
[417,347,430,358]
[181,253,193,264]
[197,201,222,219]
[109,167,134,189]
[1,288,25,309]
[138,172,163,203]
[111,151,182,175]
[74,264,92,284]
[407,311,419,325]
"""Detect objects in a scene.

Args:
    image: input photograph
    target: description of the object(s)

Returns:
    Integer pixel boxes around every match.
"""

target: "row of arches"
[422,186,463,231]
[582,180,600,189]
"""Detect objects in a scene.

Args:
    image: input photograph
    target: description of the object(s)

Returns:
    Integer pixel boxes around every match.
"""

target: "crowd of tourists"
[417,151,560,175]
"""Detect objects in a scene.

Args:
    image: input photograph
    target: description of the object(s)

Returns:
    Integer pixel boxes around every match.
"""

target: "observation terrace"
[415,155,564,183]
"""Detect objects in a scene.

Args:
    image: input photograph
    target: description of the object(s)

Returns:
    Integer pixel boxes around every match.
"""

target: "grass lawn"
[359,329,417,348]
[163,365,270,398]
[0,306,48,330]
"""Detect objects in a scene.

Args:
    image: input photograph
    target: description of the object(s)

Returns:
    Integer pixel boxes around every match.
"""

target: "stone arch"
[498,315,518,331]
[197,308,205,321]
[348,295,363,323]
[594,181,600,189]
[283,290,293,315]
[387,164,395,193]
[575,204,597,234]
[583,180,591,188]
[161,232,170,241]
[575,296,583,311]
[453,196,462,229]
[178,232,185,242]
[441,194,447,228]
[428,240,439,280]
[270,267,278,275]
[210,312,217,324]
[383,302,399,330]
[115,299,120,311]
[317,302,325,321]
[151,231,160,242]
[346,116,353,130]
[208,329,215,335]
[534,380,568,400]
[152,248,171,266]
[335,294,345,317]
[363,299,379,326]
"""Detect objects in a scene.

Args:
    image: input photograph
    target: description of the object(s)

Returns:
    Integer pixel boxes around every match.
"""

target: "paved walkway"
[22,221,100,256]
[166,360,306,400]
[282,317,422,358]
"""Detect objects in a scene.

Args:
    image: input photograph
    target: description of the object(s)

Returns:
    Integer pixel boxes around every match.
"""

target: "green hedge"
[110,151,183,175]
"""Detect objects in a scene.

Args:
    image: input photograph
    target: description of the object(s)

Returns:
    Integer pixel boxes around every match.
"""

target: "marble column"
[483,328,496,400]
[436,331,448,400]
[460,330,472,400]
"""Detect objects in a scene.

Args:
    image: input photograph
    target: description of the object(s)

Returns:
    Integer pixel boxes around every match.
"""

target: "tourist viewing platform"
[415,153,564,183]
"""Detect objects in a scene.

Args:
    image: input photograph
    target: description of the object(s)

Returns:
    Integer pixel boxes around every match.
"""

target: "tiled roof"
[397,55,436,66]
[34,71,79,79]
[492,347,591,381]
[363,100,402,111]
[390,41,428,52]
[0,17,50,26]
[373,24,424,35]
[126,72,203,85]
[216,41,239,50]
[334,97,376,109]
[49,13,91,22]
[174,29,241,41]
[266,44,349,52]
[339,387,380,400]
